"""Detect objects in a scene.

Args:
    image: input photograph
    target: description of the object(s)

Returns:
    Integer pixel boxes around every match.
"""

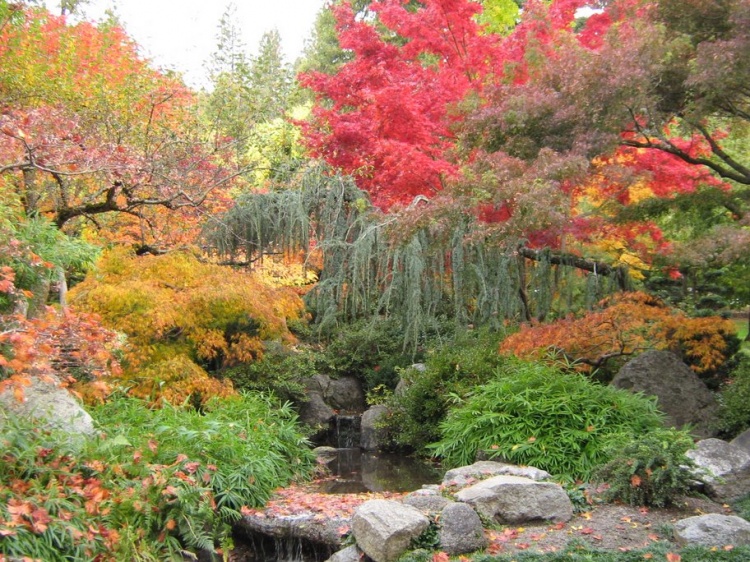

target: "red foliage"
[300,0,502,210]
[0,306,121,401]
[240,481,404,522]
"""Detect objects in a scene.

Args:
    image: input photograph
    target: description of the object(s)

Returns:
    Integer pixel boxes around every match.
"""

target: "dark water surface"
[317,448,443,494]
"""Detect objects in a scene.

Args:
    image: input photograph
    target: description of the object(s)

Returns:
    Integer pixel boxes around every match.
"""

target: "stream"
[229,413,443,561]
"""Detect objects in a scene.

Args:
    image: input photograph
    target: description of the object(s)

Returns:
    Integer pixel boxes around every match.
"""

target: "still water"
[317,448,443,494]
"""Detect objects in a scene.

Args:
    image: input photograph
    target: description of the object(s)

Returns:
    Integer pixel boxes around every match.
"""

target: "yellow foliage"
[68,248,307,403]
[255,253,319,289]
[125,354,234,407]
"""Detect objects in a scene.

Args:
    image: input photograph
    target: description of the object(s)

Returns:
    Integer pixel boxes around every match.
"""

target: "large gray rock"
[454,475,573,524]
[443,461,551,488]
[307,374,367,413]
[298,391,336,439]
[731,429,750,454]
[361,405,388,451]
[325,545,362,562]
[403,491,453,516]
[674,514,750,547]
[438,502,487,555]
[352,500,430,562]
[686,438,750,501]
[235,511,347,551]
[611,350,718,438]
[0,375,95,438]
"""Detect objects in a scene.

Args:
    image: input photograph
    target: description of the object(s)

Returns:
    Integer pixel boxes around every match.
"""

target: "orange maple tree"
[500,291,738,385]
[0,4,236,251]
[68,248,307,405]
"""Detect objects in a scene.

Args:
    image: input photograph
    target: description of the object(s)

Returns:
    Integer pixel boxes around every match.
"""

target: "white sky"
[52,0,329,89]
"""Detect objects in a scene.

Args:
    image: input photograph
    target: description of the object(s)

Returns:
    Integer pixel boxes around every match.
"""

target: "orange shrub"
[69,248,307,404]
[500,291,738,386]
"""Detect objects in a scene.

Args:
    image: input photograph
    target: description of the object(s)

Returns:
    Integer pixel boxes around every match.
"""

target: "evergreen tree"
[246,29,293,122]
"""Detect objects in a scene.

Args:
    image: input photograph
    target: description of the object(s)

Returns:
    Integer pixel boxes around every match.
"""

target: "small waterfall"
[332,414,361,449]
[232,530,335,562]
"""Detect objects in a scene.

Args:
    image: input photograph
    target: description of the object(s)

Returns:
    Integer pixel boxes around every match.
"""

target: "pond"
[317,448,443,494]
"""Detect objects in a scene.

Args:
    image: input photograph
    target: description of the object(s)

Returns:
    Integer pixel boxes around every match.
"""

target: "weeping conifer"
[202,164,627,350]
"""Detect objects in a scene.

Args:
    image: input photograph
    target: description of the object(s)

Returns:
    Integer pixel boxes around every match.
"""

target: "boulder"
[298,391,335,441]
[438,502,487,555]
[307,374,366,413]
[454,475,573,524]
[674,514,750,547]
[361,405,388,451]
[352,500,430,562]
[731,429,750,454]
[0,375,95,439]
[325,545,362,562]
[313,446,339,457]
[611,350,718,438]
[443,461,551,488]
[403,492,453,516]
[686,438,750,501]
[235,511,347,552]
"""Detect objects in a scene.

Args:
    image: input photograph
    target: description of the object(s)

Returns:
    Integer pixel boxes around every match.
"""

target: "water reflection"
[319,449,442,494]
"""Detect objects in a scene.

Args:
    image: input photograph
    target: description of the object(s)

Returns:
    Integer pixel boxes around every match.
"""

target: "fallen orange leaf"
[432,552,449,562]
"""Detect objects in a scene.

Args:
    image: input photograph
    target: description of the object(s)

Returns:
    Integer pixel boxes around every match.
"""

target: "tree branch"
[518,247,630,290]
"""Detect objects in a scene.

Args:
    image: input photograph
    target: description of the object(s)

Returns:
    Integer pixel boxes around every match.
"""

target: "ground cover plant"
[0,393,314,560]
[429,359,666,480]
[399,543,750,562]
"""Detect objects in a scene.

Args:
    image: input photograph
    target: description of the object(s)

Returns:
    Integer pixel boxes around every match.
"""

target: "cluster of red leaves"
[0,453,121,558]
[240,482,404,527]
[500,291,737,381]
[300,0,502,210]
[0,436,228,560]
[301,0,742,277]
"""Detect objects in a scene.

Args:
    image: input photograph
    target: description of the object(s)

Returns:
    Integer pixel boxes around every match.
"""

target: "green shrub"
[429,359,665,480]
[0,393,315,560]
[592,428,697,507]
[381,329,507,453]
[718,356,750,438]
[321,317,422,392]
[224,343,320,403]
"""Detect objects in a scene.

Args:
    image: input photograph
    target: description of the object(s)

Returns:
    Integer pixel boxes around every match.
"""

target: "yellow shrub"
[69,248,306,404]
